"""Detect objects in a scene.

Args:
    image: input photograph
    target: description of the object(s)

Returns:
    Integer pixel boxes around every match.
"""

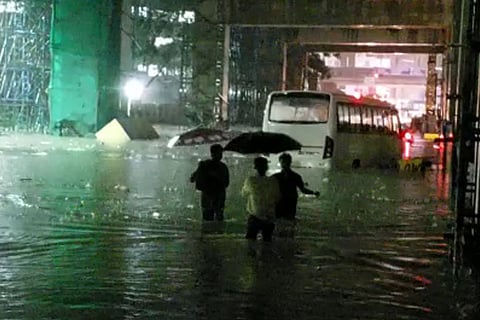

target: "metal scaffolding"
[212,0,225,126]
[179,19,192,112]
[0,1,50,132]
[229,27,282,125]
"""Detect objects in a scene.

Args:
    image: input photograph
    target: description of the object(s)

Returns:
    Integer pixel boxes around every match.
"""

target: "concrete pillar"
[220,25,231,127]
[425,54,437,116]
[49,0,122,135]
[306,53,319,90]
[281,42,288,90]
[285,45,305,90]
[120,0,133,72]
[307,71,319,91]
[190,2,218,125]
[439,52,449,121]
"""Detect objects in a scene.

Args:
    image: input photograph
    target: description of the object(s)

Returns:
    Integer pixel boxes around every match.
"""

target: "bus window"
[382,110,400,134]
[382,110,392,133]
[361,107,373,131]
[391,111,401,134]
[373,109,385,132]
[350,106,361,132]
[312,104,329,122]
[269,94,330,123]
[337,102,350,132]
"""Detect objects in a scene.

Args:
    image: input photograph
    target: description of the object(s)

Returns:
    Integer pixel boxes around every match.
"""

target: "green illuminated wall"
[49,0,122,135]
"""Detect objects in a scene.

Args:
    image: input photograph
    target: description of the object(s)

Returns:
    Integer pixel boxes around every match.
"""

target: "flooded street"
[0,134,477,319]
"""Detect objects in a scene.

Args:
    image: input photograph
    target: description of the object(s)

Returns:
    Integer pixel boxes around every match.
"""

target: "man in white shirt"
[241,157,280,242]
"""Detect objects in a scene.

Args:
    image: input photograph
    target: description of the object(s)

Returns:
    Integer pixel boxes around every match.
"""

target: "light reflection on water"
[0,136,475,319]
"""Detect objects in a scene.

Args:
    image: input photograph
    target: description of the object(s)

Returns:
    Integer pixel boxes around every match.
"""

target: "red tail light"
[403,140,411,159]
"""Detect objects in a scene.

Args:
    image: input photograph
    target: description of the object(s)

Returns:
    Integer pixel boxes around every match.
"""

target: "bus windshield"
[269,93,330,123]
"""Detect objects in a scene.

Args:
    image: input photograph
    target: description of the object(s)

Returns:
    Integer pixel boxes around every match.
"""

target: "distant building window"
[355,53,391,69]
[154,37,174,47]
[132,6,149,17]
[178,11,195,23]
[324,56,341,67]
[148,65,159,77]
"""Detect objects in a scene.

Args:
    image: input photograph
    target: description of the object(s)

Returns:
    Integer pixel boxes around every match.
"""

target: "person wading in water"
[190,144,230,221]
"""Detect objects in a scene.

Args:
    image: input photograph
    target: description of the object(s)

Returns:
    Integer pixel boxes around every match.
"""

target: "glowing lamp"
[123,79,144,117]
[124,79,144,100]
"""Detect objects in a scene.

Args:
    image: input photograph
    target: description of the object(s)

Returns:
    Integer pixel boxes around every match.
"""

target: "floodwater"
[0,134,477,319]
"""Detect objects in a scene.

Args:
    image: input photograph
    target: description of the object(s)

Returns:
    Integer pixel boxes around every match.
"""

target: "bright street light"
[123,79,144,116]
[124,79,144,100]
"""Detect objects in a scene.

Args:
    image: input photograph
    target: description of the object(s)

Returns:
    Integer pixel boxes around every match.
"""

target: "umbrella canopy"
[223,131,302,154]
[167,127,238,148]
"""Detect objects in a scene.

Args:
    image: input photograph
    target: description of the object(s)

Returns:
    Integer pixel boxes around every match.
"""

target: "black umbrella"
[223,131,302,154]
[167,127,239,148]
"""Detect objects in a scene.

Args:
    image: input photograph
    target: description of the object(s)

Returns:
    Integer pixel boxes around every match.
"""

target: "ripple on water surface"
[0,139,467,319]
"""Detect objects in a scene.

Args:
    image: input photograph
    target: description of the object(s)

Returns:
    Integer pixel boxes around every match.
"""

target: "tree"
[132,8,187,76]
[307,52,335,80]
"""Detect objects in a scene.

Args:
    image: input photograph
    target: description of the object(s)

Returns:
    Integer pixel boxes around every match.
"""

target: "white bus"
[262,90,403,169]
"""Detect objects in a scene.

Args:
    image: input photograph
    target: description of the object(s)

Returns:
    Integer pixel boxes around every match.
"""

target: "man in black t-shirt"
[272,153,319,220]
[190,144,230,221]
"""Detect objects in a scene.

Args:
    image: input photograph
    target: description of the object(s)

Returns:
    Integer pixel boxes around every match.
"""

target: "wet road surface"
[0,134,477,319]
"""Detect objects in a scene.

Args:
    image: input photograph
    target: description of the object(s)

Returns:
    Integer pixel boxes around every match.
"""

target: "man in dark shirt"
[272,153,319,220]
[190,144,230,221]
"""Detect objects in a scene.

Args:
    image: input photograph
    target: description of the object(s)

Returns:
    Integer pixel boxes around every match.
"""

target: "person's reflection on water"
[201,220,226,235]
[193,230,228,319]
[244,239,301,319]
